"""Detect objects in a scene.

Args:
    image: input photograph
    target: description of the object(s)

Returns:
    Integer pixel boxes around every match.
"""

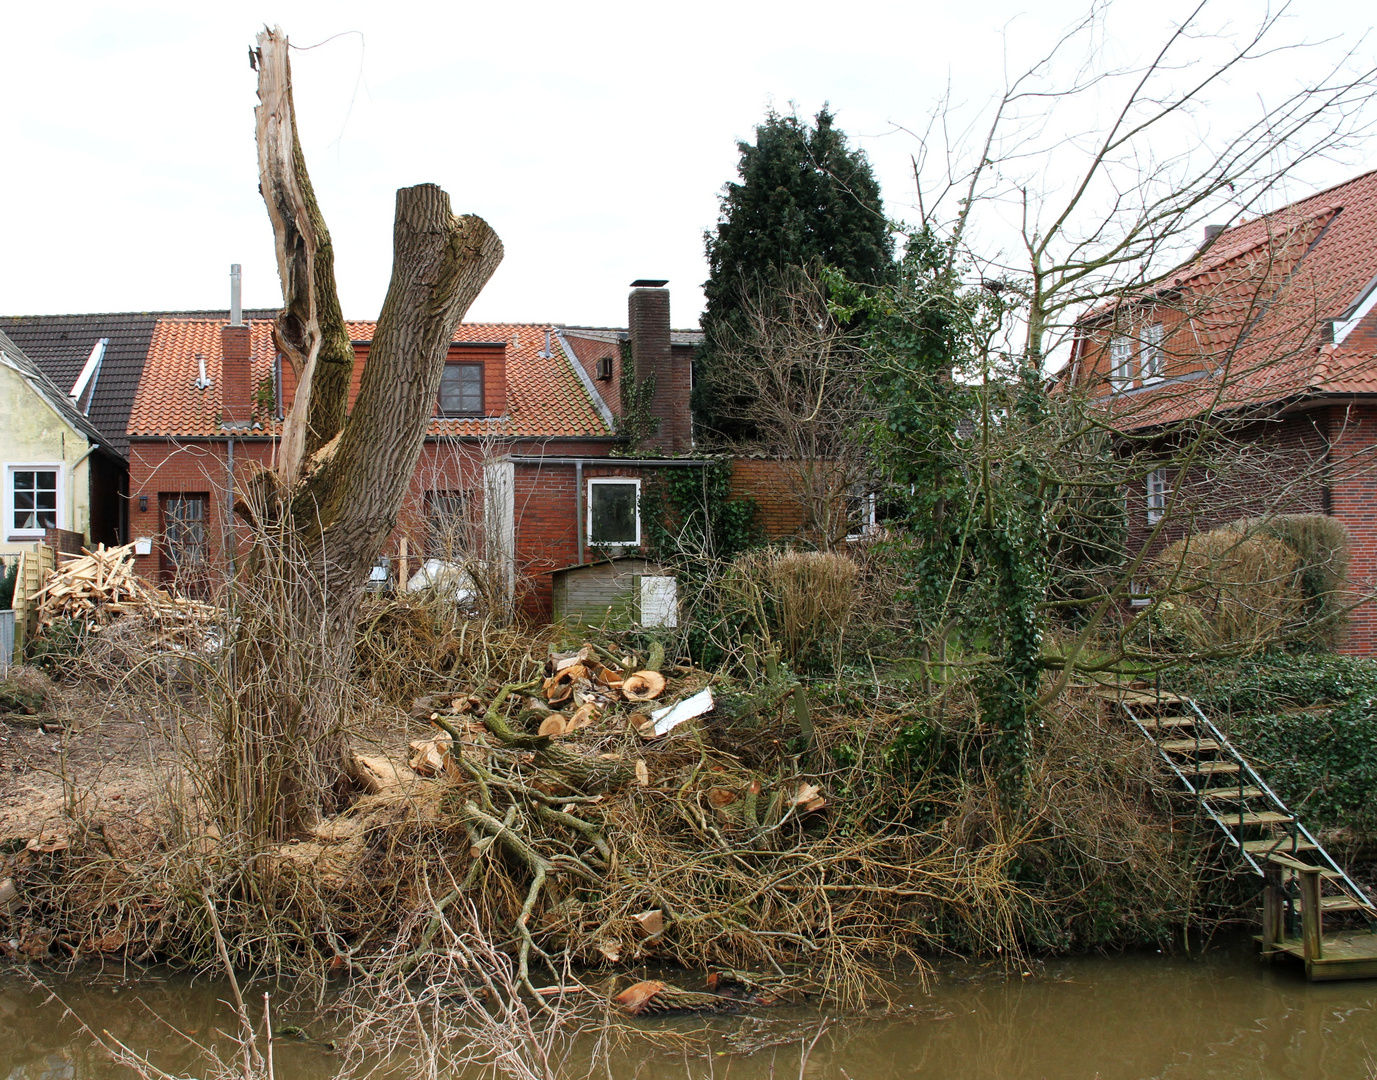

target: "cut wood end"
[634,759,649,786]
[632,908,664,937]
[622,670,667,702]
[538,715,568,737]
[613,979,662,1012]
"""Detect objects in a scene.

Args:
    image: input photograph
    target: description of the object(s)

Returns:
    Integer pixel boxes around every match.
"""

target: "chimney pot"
[230,263,243,326]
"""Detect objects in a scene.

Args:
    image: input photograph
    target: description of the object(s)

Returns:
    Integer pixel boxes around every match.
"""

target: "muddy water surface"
[2,938,1375,1078]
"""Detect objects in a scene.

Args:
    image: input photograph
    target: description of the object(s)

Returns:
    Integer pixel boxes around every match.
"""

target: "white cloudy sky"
[1,0,1371,328]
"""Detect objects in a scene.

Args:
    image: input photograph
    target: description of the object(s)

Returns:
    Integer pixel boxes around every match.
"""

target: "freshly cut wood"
[538,714,568,737]
[634,759,649,786]
[613,980,736,1016]
[350,753,408,793]
[707,787,737,808]
[407,737,450,776]
[567,702,600,730]
[622,670,667,701]
[791,782,827,814]
[30,542,217,635]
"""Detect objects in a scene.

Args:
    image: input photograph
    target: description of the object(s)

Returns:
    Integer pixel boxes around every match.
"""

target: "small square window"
[845,487,877,541]
[11,469,58,533]
[588,479,640,546]
[1141,323,1165,383]
[438,363,483,415]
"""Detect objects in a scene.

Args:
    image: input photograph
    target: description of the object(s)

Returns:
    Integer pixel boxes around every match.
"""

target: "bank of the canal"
[3,938,1375,1079]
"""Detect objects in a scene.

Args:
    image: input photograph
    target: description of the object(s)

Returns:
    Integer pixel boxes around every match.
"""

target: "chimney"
[1204,224,1225,244]
[627,279,690,453]
[221,263,252,425]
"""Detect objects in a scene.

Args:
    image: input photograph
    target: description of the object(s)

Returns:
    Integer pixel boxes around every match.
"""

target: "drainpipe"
[226,436,236,575]
[69,443,99,540]
[575,459,584,566]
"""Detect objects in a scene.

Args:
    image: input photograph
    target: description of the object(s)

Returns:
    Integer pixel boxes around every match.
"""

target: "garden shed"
[551,556,677,629]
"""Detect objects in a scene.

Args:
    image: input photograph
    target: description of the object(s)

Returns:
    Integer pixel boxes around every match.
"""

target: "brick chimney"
[628,280,691,452]
[221,263,252,426]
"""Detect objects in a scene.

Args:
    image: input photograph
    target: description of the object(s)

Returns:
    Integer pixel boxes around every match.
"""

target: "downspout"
[576,459,584,566]
[69,443,100,540]
[226,436,236,575]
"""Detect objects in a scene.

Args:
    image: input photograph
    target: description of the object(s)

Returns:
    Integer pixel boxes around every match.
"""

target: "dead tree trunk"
[218,28,503,840]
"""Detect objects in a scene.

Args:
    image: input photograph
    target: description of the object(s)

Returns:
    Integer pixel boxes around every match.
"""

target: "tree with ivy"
[852,5,1374,809]
[697,107,894,441]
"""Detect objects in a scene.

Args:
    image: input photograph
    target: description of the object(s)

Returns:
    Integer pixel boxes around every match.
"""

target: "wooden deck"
[1260,930,1377,981]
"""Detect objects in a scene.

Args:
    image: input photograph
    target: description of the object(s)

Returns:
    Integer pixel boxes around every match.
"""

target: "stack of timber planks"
[31,543,215,631]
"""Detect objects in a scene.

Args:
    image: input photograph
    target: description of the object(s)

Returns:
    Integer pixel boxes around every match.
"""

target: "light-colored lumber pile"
[31,542,216,631]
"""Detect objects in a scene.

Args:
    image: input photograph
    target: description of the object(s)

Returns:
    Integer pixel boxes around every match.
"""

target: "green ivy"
[614,340,660,449]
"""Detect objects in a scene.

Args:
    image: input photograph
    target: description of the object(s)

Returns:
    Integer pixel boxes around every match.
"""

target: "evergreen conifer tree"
[697,107,893,440]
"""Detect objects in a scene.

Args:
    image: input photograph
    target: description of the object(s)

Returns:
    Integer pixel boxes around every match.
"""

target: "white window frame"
[1146,468,1168,525]
[845,488,878,541]
[6,463,64,540]
[586,477,641,548]
[1109,334,1133,390]
[1140,322,1165,384]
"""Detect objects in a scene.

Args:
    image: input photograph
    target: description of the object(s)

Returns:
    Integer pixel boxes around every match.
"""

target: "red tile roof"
[1071,170,1377,429]
[128,318,615,440]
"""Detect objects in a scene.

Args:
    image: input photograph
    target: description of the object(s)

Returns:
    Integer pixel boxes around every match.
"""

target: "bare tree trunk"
[220,28,503,840]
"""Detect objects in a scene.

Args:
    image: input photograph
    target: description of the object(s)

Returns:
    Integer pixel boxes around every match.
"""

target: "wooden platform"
[1260,930,1377,981]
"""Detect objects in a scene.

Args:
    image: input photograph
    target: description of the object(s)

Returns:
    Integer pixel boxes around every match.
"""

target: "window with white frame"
[1146,468,1168,524]
[587,478,640,546]
[1109,334,1133,389]
[845,486,877,540]
[1140,322,1165,383]
[7,465,61,538]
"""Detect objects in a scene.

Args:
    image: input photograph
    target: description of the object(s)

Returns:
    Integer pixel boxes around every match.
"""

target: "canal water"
[2,937,1375,1079]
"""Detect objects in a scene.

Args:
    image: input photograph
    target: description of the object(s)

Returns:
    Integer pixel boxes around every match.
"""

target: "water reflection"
[2,939,1375,1079]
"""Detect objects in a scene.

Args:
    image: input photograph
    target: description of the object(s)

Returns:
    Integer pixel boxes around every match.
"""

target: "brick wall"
[1328,403,1377,655]
[561,332,622,416]
[729,458,815,540]
[1123,412,1331,561]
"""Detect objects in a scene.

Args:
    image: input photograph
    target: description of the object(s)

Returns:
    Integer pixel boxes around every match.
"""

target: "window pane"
[590,483,638,544]
[439,363,483,413]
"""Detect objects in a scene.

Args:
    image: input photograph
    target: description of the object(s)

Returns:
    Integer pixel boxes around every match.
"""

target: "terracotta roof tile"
[1074,170,1377,429]
[128,318,615,440]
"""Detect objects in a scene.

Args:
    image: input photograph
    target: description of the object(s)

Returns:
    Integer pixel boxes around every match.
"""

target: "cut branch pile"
[31,543,216,632]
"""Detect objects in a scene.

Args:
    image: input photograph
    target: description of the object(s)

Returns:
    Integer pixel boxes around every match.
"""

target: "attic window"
[438,362,483,415]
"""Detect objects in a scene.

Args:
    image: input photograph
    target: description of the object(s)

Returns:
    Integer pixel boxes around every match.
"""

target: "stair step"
[1245,837,1318,854]
[1221,811,1295,827]
[1322,896,1375,913]
[1139,718,1197,730]
[1161,738,1222,753]
[1186,761,1242,776]
[1196,786,1265,800]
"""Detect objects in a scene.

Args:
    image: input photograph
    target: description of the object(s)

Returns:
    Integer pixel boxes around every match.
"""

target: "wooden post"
[398,536,409,590]
[1261,866,1284,957]
[1299,866,1323,966]
[792,684,815,755]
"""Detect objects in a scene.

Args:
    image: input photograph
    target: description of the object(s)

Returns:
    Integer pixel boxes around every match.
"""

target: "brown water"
[2,939,1375,1079]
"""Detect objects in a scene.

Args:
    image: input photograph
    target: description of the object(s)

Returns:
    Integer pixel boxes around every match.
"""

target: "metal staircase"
[1109,688,1377,980]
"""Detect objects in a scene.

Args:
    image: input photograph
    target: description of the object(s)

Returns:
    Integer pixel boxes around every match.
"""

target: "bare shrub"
[720,548,860,670]
[1150,528,1304,653]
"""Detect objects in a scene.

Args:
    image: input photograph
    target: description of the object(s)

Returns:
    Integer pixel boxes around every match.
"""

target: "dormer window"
[438,362,483,415]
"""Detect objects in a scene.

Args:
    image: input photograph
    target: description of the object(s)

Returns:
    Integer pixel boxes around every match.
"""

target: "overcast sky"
[1,1,1371,329]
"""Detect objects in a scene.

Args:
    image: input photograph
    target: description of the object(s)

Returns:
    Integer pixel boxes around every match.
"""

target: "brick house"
[110,279,791,622]
[1066,170,1377,654]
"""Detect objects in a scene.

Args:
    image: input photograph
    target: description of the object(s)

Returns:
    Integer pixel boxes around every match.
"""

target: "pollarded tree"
[217,28,503,841]
[697,107,893,440]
